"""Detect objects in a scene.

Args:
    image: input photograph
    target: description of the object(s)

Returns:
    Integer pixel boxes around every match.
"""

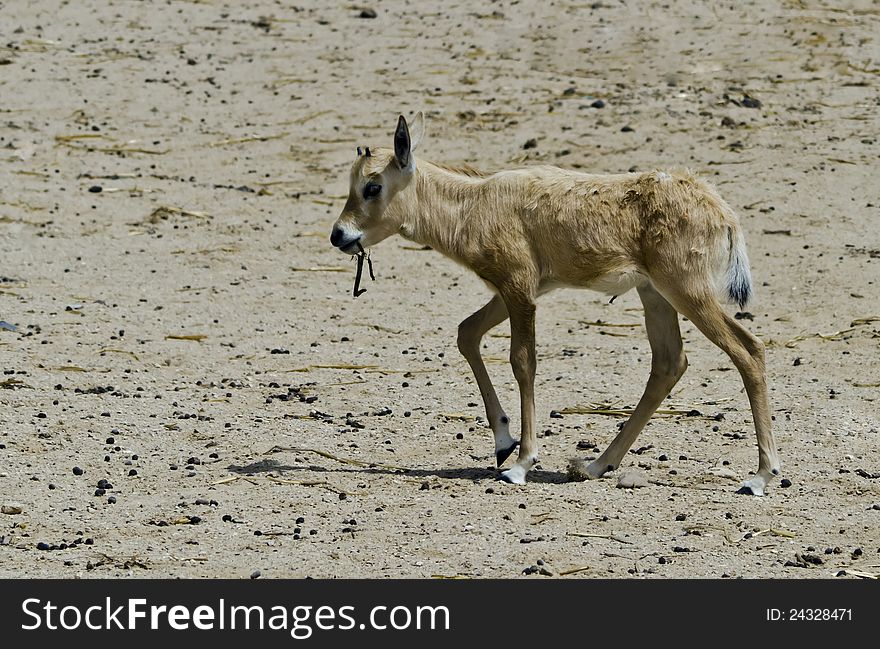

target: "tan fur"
[331,116,781,492]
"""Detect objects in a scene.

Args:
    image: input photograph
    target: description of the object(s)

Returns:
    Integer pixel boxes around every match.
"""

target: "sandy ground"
[1,0,878,579]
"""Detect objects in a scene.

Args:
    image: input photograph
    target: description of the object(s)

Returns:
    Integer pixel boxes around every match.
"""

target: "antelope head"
[330,112,424,254]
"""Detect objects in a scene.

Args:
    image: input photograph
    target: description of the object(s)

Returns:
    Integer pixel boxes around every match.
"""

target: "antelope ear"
[409,111,425,152]
[394,115,412,170]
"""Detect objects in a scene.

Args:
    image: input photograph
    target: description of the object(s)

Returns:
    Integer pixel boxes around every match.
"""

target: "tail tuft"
[726,227,753,309]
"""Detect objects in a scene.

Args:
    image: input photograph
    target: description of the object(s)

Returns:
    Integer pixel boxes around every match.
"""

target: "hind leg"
[570,283,687,480]
[457,295,518,466]
[655,283,781,495]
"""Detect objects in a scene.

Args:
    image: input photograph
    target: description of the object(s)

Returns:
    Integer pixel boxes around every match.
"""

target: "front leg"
[457,295,518,465]
[499,296,538,485]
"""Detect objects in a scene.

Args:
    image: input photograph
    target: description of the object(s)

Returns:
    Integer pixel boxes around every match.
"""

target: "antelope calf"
[330,113,781,495]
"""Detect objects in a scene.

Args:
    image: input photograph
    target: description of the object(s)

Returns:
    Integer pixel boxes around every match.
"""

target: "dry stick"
[568,532,634,545]
[558,565,592,577]
[264,446,408,472]
[265,475,361,496]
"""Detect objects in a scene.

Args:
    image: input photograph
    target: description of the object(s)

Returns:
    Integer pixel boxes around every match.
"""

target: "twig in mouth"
[352,242,375,298]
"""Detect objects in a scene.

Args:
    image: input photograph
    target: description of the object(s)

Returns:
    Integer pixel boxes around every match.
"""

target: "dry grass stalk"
[165,334,207,342]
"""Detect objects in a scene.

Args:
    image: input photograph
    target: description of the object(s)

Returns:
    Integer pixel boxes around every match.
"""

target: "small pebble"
[590,99,605,108]
[780,478,792,488]
[358,8,377,18]
[616,469,649,489]
[250,570,261,579]
[73,466,84,476]
[37,542,50,551]
[1,504,23,515]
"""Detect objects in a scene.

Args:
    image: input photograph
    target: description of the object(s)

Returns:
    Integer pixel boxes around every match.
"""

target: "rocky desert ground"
[0,0,878,579]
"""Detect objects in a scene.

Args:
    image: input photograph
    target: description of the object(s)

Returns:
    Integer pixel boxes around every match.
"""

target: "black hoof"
[496,442,519,467]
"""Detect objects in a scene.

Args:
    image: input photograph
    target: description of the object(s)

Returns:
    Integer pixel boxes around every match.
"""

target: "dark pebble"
[658,454,668,461]
[250,570,261,579]
[37,542,50,551]
[658,556,667,564]
[296,517,305,524]
[128,469,137,476]
[85,538,93,545]
[420,481,430,490]
[309,529,317,535]
[94,489,105,496]
[780,478,792,488]
[675,513,686,521]
[338,493,347,501]
[106,437,115,444]
[673,546,690,552]
[188,516,201,524]
[590,99,605,108]
[358,8,377,18]
[523,138,537,150]
[254,530,262,536]
[73,466,84,476]
[222,514,233,522]
[549,410,563,419]
[88,185,102,193]
[107,496,117,504]
[621,125,634,132]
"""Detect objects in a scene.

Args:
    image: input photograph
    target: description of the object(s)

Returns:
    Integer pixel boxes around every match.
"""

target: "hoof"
[499,464,528,485]
[737,478,766,496]
[566,458,606,482]
[495,442,519,467]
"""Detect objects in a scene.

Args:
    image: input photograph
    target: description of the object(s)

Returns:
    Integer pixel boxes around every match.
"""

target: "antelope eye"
[363,183,382,199]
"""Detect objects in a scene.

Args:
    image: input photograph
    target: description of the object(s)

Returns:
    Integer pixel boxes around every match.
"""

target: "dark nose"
[330,226,344,247]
